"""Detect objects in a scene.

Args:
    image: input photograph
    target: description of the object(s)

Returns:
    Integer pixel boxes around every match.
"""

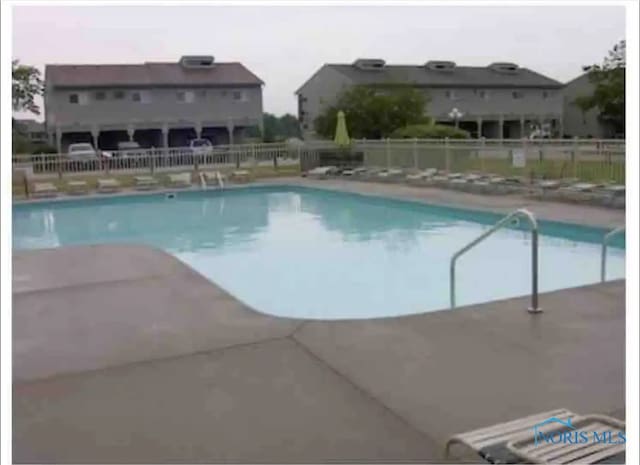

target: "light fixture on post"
[448,107,464,129]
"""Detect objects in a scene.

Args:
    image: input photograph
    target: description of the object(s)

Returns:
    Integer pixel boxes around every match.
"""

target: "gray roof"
[46,62,264,88]
[304,63,562,91]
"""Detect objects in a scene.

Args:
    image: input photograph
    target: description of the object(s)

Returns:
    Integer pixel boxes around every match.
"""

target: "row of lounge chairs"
[28,170,252,199]
[304,165,625,209]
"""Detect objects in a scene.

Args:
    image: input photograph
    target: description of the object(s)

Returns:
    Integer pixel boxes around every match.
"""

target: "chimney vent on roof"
[180,55,215,68]
[425,61,456,71]
[353,58,386,71]
[489,62,519,74]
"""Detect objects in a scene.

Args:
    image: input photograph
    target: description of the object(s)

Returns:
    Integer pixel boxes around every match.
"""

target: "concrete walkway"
[13,244,625,463]
[262,177,625,228]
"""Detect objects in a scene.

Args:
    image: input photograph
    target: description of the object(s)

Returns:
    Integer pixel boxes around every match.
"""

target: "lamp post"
[448,107,464,129]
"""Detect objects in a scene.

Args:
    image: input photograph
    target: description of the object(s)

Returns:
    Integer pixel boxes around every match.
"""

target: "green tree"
[314,85,429,139]
[574,40,625,135]
[12,60,44,115]
[248,113,302,142]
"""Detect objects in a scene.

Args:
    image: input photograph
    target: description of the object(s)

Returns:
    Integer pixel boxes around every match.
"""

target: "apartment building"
[296,59,564,139]
[45,55,264,152]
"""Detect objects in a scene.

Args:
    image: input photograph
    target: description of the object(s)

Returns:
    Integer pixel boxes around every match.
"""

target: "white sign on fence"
[512,148,526,168]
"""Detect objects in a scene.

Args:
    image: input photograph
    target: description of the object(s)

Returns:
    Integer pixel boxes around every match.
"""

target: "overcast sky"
[12,4,625,121]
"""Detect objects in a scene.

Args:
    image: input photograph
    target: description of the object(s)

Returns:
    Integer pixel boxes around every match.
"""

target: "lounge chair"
[97,178,121,193]
[32,182,58,198]
[66,180,88,195]
[306,166,337,179]
[342,167,367,177]
[134,175,158,191]
[445,409,625,464]
[230,170,251,183]
[167,172,192,189]
[377,168,404,182]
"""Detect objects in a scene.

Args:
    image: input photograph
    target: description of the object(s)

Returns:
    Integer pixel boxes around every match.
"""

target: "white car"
[67,143,98,160]
[189,138,214,156]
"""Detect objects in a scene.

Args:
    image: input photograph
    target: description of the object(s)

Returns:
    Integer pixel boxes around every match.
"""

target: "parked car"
[67,143,98,160]
[189,138,214,157]
[116,141,145,158]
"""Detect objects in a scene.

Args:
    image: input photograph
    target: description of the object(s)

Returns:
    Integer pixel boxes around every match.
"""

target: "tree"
[314,85,429,139]
[247,113,302,142]
[12,60,44,115]
[574,40,625,135]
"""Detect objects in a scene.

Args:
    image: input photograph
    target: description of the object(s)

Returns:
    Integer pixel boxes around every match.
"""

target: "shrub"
[390,123,470,139]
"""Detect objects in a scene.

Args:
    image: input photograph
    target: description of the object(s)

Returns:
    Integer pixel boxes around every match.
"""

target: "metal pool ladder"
[601,226,624,282]
[450,208,541,313]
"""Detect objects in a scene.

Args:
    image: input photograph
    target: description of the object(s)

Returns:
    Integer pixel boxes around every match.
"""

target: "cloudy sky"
[12,4,625,120]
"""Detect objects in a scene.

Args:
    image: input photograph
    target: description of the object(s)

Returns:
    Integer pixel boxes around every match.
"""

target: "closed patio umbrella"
[334,110,350,147]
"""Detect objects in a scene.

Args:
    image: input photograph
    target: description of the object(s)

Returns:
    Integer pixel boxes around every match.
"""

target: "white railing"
[352,138,625,183]
[12,138,625,184]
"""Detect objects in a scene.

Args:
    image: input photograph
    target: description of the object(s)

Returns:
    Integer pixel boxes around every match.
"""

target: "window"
[233,90,249,102]
[69,94,79,104]
[131,92,141,102]
[177,90,195,103]
[512,91,524,99]
[445,90,457,100]
[542,91,549,99]
[196,90,207,99]
[476,89,489,100]
[114,90,126,100]
[94,91,106,101]
[221,90,228,97]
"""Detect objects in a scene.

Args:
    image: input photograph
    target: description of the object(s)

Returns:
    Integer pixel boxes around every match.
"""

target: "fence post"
[412,138,418,169]
[362,138,367,166]
[273,147,278,169]
[572,136,578,179]
[385,137,391,169]
[480,136,486,172]
[445,137,451,173]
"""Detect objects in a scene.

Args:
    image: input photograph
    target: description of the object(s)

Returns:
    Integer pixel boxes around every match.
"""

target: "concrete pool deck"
[13,179,625,462]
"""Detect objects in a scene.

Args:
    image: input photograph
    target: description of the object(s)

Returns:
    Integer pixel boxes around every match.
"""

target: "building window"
[114,90,126,100]
[69,94,79,104]
[476,89,489,100]
[542,91,549,99]
[94,91,106,101]
[221,90,228,97]
[131,92,141,102]
[512,91,524,99]
[177,90,195,103]
[196,90,207,99]
[233,90,248,102]
[445,90,457,100]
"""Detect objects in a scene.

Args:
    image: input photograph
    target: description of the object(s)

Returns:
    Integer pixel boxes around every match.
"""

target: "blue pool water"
[13,186,625,319]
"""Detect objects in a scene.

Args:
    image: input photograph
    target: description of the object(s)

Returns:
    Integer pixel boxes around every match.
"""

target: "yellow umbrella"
[334,110,350,147]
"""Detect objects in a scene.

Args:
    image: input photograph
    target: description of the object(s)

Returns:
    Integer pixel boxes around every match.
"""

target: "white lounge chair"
[342,167,367,177]
[134,176,158,191]
[32,182,58,198]
[97,178,121,193]
[230,170,251,182]
[66,180,88,195]
[445,409,625,464]
[167,172,192,188]
[307,166,337,179]
[377,168,404,182]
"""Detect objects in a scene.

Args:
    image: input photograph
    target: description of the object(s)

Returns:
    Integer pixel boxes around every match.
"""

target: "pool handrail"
[450,208,541,313]
[601,226,625,282]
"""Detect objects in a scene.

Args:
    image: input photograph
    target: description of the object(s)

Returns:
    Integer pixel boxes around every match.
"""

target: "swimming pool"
[13,186,625,319]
